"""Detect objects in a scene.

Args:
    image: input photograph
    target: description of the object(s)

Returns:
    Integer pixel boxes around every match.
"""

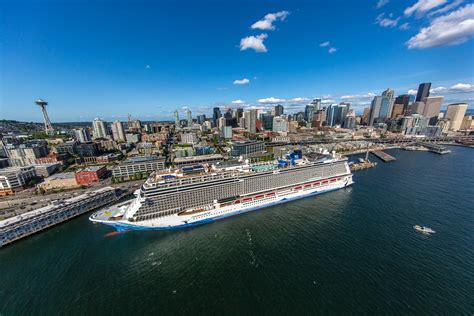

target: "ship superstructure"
[90,151,353,230]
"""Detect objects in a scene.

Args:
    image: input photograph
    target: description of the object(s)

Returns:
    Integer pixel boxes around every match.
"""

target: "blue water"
[1,146,473,314]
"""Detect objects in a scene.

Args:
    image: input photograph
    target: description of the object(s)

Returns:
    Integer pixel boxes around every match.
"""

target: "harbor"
[372,150,397,162]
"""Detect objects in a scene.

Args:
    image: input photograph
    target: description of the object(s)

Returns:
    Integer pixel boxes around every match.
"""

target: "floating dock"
[372,150,396,162]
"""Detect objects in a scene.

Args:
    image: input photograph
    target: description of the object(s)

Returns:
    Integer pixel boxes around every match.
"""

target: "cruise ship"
[90,151,353,230]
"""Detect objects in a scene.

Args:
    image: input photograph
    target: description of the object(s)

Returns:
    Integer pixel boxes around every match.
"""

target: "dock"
[372,150,396,162]
[418,142,451,155]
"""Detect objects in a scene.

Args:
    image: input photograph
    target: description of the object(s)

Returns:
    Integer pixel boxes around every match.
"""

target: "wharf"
[350,161,376,171]
[372,151,396,162]
[418,142,451,155]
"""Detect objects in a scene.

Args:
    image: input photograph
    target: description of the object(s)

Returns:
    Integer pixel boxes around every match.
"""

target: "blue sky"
[1,0,473,122]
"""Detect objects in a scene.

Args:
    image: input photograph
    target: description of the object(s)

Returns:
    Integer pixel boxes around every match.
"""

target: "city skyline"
[2,0,474,122]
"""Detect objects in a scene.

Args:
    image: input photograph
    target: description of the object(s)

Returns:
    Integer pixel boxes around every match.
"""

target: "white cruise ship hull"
[90,175,353,231]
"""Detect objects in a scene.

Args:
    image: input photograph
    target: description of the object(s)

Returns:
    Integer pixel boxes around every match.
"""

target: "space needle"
[35,99,55,135]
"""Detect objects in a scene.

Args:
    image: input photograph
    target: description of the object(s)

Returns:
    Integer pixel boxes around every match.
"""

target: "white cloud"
[430,83,474,93]
[408,89,418,95]
[340,92,376,101]
[428,0,464,17]
[376,13,400,27]
[321,99,336,104]
[239,34,268,52]
[251,11,289,30]
[400,22,410,30]
[328,47,337,53]
[233,78,250,85]
[231,100,246,104]
[404,0,447,17]
[406,4,474,48]
[288,97,310,103]
[376,0,390,9]
[319,41,330,47]
[258,97,286,104]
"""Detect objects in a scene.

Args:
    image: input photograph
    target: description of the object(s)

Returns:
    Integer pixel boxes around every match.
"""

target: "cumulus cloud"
[377,0,390,9]
[288,97,311,103]
[328,47,337,54]
[258,97,286,104]
[404,0,447,17]
[376,13,400,27]
[406,4,474,48]
[319,41,330,47]
[240,34,268,52]
[233,78,250,85]
[231,100,246,104]
[430,83,474,93]
[400,22,410,30]
[251,11,289,30]
[428,0,464,17]
[340,92,376,101]
[408,89,418,95]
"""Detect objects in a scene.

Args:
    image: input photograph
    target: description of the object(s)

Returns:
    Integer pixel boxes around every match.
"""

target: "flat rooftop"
[174,154,223,163]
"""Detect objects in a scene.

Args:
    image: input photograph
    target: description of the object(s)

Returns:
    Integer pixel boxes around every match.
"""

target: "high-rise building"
[272,116,288,132]
[111,121,126,142]
[391,104,405,119]
[327,103,349,127]
[174,110,180,128]
[92,118,108,139]
[304,105,315,122]
[445,103,468,131]
[274,104,284,116]
[222,126,233,139]
[421,96,444,124]
[262,113,274,130]
[247,109,257,133]
[369,96,390,126]
[213,107,222,127]
[395,94,410,109]
[311,99,321,111]
[196,114,206,125]
[74,128,92,143]
[186,109,193,127]
[217,117,226,130]
[362,107,371,125]
[416,82,431,102]
[343,109,356,129]
[235,108,244,120]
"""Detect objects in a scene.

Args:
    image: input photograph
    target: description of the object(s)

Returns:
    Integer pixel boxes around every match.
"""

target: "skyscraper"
[272,116,288,132]
[369,96,390,126]
[92,118,108,139]
[311,98,321,111]
[111,121,126,142]
[421,96,444,124]
[416,82,431,102]
[174,110,180,128]
[262,113,274,130]
[197,114,206,125]
[382,88,395,119]
[304,104,315,122]
[327,103,349,127]
[186,109,193,127]
[274,104,284,116]
[445,103,468,131]
[213,107,222,127]
[247,109,257,133]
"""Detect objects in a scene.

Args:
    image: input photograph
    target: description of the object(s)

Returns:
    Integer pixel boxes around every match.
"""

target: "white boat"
[414,225,435,234]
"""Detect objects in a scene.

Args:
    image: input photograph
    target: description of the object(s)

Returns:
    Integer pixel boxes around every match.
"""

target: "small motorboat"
[414,225,436,234]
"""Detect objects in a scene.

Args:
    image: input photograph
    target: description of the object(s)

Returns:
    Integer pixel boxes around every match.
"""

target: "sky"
[1,0,473,122]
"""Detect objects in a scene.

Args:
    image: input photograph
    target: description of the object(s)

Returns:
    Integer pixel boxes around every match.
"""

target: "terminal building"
[0,187,118,247]
[173,154,224,167]
[112,156,166,180]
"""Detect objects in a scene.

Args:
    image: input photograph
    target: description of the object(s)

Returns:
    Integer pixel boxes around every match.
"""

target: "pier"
[418,142,451,155]
[372,150,396,162]
[0,187,118,247]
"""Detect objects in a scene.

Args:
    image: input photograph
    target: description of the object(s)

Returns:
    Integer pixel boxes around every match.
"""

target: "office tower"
[274,104,284,116]
[369,96,390,126]
[92,118,108,139]
[262,113,274,130]
[445,103,468,131]
[213,107,222,127]
[391,104,405,119]
[411,102,426,115]
[235,108,244,120]
[304,105,315,122]
[111,121,126,142]
[217,117,226,130]
[272,116,288,132]
[327,103,349,127]
[311,98,321,111]
[35,99,54,135]
[343,109,356,129]
[362,107,371,125]
[197,114,206,125]
[74,128,92,143]
[247,109,257,133]
[416,82,431,102]
[186,109,193,127]
[295,112,305,123]
[395,94,410,109]
[382,89,395,119]
[174,110,180,128]
[421,96,444,124]
[224,109,236,127]
[222,126,233,139]
[239,117,246,128]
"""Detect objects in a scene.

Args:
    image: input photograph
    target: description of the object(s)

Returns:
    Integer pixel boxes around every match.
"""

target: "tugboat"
[414,225,436,234]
